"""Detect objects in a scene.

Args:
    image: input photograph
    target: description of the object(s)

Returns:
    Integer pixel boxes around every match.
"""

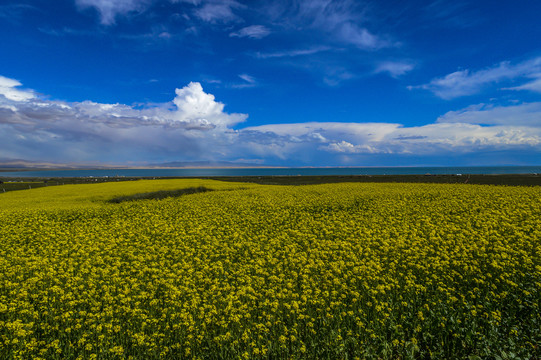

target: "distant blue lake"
[1,166,541,178]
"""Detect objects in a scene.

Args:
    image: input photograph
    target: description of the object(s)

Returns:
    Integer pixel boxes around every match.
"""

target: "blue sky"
[1,0,541,167]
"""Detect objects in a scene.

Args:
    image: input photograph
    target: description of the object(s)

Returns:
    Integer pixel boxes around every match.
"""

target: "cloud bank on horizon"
[1,0,541,166]
[2,74,540,166]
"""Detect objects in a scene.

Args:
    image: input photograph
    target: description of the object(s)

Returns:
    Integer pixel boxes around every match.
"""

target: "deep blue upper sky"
[1,0,541,166]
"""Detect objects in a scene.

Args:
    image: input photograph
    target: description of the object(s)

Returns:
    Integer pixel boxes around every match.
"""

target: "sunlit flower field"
[1,180,539,359]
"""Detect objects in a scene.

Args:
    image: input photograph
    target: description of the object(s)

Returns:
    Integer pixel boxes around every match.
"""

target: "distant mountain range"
[0,159,89,170]
[0,159,273,170]
[154,161,271,168]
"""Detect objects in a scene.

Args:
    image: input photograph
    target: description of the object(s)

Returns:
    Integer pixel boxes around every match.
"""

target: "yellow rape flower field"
[0,179,540,359]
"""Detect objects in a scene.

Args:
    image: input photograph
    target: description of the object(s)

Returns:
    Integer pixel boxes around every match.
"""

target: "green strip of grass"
[108,186,213,203]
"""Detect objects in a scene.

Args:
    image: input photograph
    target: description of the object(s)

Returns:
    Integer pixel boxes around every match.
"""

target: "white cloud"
[410,56,541,99]
[0,4,37,21]
[171,82,246,127]
[0,76,246,162]
[243,122,401,140]
[375,61,415,78]
[437,102,541,127]
[258,0,393,52]
[294,0,393,50]
[170,0,244,24]
[2,75,540,165]
[73,0,394,89]
[337,23,390,50]
[240,1,396,86]
[227,74,258,89]
[254,46,332,59]
[0,78,247,131]
[230,25,270,39]
[244,117,541,157]
[387,122,541,150]
[505,76,541,93]
[194,0,243,23]
[323,141,388,154]
[322,68,355,87]
[0,75,34,101]
[292,0,356,29]
[75,0,152,25]
[171,0,202,5]
[423,0,480,29]
[238,74,255,84]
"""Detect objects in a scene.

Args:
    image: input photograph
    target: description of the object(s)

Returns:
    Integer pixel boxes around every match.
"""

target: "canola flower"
[0,180,540,359]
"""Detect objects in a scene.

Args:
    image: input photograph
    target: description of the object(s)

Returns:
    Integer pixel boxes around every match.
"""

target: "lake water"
[1,166,541,177]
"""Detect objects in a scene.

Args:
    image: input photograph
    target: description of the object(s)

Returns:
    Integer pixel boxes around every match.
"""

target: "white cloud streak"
[289,0,393,50]
[69,0,400,88]
[75,0,152,25]
[375,61,415,78]
[238,74,255,84]
[337,22,390,50]
[194,0,243,23]
[230,25,270,39]
[254,46,332,59]
[75,0,245,25]
[506,76,541,93]
[410,56,541,99]
[437,102,541,127]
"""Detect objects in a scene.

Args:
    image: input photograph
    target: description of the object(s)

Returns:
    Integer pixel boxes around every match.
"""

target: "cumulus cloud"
[171,82,246,127]
[410,56,541,99]
[230,25,270,39]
